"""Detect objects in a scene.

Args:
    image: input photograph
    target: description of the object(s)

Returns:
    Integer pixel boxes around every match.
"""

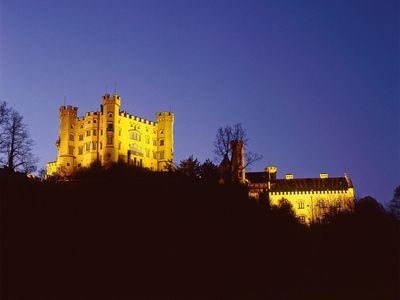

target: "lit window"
[298,201,305,209]
[160,139,164,146]
[107,136,113,145]
[69,134,74,141]
[78,147,83,155]
[92,142,97,150]
[86,130,91,137]
[108,113,113,118]
[107,123,113,131]
[93,129,97,136]
[86,142,90,151]
[79,134,83,141]
[68,146,74,155]
[159,150,164,160]
[153,139,157,146]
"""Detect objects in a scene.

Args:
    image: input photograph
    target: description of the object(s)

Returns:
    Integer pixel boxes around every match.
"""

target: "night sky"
[1,0,398,204]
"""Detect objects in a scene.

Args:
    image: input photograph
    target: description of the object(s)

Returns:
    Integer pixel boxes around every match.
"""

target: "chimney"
[265,166,277,181]
[285,174,294,180]
[320,173,329,179]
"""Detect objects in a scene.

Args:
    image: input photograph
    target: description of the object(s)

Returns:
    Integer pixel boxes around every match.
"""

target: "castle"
[221,141,355,224]
[47,93,174,176]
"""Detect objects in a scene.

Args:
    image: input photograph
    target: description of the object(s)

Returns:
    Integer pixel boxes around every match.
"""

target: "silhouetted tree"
[214,123,262,181]
[389,185,400,220]
[176,155,201,178]
[199,159,219,183]
[0,107,37,172]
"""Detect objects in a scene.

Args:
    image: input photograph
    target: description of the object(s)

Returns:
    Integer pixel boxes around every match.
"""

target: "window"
[107,136,113,145]
[146,137,150,144]
[119,129,121,136]
[100,142,102,150]
[69,134,74,141]
[146,149,150,157]
[129,144,142,156]
[153,151,157,159]
[93,119,97,123]
[86,130,91,137]
[86,142,90,151]
[129,130,141,141]
[88,120,91,124]
[118,142,121,150]
[159,139,164,146]
[159,150,164,160]
[107,123,113,131]
[100,129,103,136]
[92,142,97,150]
[79,134,83,141]
[298,201,305,209]
[299,216,306,223]
[108,113,113,118]
[80,124,84,129]
[93,129,97,136]
[78,147,83,155]
[159,129,164,134]
[68,146,74,155]
[70,124,74,129]
[78,163,81,167]
[153,139,157,146]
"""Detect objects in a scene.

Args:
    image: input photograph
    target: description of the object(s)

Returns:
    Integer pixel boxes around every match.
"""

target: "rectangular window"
[299,216,306,223]
[107,123,113,131]
[92,142,97,150]
[107,136,113,145]
[159,150,164,160]
[93,129,97,136]
[118,142,121,150]
[100,129,103,136]
[79,134,83,141]
[100,142,102,150]
[160,139,164,146]
[78,147,83,155]
[119,129,121,136]
[146,149,150,158]
[298,201,305,209]
[86,130,91,137]
[146,137,150,144]
[86,142,90,151]
[153,151,157,159]
[69,134,74,141]
[68,146,74,155]
[153,139,157,146]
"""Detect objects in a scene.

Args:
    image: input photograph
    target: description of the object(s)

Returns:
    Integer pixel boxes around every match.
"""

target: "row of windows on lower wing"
[69,131,163,146]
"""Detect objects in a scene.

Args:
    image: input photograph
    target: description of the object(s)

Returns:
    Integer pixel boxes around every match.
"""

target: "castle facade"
[47,93,174,176]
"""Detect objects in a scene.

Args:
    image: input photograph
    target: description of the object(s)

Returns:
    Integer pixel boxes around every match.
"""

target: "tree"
[0,105,37,173]
[199,159,219,183]
[389,185,400,220]
[214,123,262,182]
[176,155,201,178]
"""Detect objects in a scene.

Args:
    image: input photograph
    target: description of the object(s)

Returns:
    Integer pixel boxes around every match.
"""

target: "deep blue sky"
[1,0,399,204]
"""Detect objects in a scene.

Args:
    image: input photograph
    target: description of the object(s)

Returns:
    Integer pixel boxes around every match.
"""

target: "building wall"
[269,187,355,223]
[47,94,174,176]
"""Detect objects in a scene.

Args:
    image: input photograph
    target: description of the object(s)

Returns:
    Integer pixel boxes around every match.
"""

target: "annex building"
[222,140,355,224]
[47,93,174,176]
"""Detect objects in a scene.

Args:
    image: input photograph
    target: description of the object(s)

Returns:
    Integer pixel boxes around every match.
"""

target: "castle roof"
[246,172,353,191]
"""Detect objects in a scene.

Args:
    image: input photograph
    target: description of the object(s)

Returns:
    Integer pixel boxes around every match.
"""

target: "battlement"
[119,111,156,126]
[59,105,78,117]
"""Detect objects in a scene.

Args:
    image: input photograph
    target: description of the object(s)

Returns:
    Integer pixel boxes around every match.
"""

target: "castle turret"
[101,93,121,165]
[231,140,245,183]
[56,105,78,175]
[156,112,174,171]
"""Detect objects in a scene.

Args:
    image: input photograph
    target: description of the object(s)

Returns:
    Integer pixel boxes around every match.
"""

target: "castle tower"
[156,112,174,171]
[231,140,245,183]
[101,93,121,165]
[57,105,78,175]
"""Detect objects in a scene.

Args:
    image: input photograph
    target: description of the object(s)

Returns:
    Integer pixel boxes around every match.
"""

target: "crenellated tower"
[101,93,121,165]
[156,112,174,171]
[57,105,78,175]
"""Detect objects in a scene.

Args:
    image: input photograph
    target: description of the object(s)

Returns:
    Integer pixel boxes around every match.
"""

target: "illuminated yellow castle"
[47,93,174,176]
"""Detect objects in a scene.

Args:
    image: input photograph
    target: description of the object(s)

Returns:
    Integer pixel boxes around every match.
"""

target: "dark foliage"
[1,167,399,299]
